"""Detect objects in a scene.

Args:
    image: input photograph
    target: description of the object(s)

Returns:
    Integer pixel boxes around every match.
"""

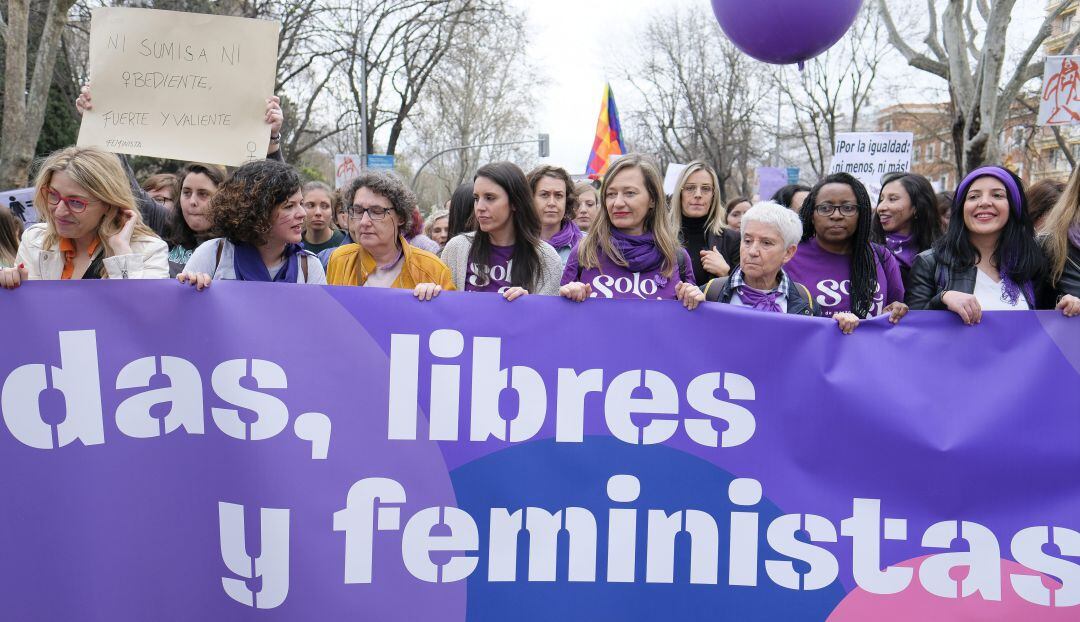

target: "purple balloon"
[711,0,864,66]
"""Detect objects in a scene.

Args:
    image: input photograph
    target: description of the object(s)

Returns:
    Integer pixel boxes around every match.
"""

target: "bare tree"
[329,0,502,160]
[1,0,78,188]
[622,5,767,200]
[408,4,538,207]
[879,0,1080,174]
[775,2,888,179]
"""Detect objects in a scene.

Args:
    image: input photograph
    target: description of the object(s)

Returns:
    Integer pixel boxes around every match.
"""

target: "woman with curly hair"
[324,171,453,299]
[0,146,168,288]
[177,159,325,288]
[784,172,907,321]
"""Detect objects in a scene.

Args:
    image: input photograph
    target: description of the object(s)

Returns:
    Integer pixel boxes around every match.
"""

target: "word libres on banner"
[0,282,1077,620]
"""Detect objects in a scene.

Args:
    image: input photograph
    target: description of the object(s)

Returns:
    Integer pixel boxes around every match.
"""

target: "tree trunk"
[0,0,75,189]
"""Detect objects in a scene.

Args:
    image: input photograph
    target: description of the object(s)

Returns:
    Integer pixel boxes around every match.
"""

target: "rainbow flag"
[586,83,626,177]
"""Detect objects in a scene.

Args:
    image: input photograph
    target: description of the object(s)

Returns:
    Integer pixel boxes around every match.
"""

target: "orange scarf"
[59,237,101,280]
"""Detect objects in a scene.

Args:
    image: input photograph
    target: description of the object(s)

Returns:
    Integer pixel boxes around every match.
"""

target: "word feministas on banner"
[0,330,331,459]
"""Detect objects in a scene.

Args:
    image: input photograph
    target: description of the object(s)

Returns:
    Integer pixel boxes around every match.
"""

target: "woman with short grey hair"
[700,202,817,314]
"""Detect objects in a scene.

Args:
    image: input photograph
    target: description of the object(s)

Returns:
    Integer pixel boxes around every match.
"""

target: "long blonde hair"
[669,160,726,239]
[0,204,21,267]
[578,154,683,277]
[34,146,157,260]
[1040,166,1080,284]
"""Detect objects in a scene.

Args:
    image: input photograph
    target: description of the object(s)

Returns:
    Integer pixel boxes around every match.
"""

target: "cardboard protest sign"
[828,132,913,196]
[1038,56,1080,126]
[0,187,39,225]
[335,154,362,189]
[77,8,280,166]
[662,163,688,196]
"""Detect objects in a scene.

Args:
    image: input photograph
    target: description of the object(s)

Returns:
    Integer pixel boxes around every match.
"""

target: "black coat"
[906,249,1050,310]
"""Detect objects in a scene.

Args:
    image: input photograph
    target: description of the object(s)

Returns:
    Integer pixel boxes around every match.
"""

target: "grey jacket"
[440,232,562,295]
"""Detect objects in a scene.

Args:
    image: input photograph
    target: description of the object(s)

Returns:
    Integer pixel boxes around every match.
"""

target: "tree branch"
[877,0,949,77]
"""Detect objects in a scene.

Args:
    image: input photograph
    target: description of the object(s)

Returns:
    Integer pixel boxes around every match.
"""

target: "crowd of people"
[1,89,1079,333]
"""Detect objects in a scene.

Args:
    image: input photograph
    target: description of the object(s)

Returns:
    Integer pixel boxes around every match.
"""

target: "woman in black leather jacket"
[907,166,1080,323]
[1039,166,1080,302]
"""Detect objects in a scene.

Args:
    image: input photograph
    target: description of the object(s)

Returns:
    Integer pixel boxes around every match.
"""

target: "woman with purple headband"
[907,166,1080,322]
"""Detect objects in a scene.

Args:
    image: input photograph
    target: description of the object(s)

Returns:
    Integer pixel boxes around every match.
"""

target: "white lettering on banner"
[0,330,331,457]
[332,473,1080,607]
[590,272,661,299]
[386,329,758,449]
[219,502,290,609]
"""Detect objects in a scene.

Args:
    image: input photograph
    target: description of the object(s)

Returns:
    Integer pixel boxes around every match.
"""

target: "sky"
[513,0,1048,175]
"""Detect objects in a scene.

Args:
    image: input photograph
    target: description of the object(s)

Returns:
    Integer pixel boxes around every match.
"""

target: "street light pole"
[411,135,547,188]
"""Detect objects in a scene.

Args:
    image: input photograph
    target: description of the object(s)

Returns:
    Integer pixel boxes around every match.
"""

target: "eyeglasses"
[814,203,859,217]
[152,196,172,206]
[682,184,714,196]
[46,188,97,213]
[347,205,393,221]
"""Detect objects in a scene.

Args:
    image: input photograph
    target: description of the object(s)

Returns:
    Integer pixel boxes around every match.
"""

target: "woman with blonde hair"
[669,160,740,285]
[423,208,450,247]
[0,146,168,288]
[560,154,702,308]
[1039,166,1080,302]
[0,204,22,268]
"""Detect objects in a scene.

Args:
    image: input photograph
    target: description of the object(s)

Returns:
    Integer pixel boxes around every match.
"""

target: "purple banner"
[1,281,1078,620]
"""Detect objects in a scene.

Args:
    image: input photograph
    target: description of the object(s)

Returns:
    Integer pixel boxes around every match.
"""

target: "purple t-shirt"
[561,246,695,300]
[784,237,905,317]
[465,244,515,293]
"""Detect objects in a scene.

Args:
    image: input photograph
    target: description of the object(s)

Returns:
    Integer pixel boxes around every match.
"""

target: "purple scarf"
[738,285,784,313]
[610,228,665,273]
[549,220,583,250]
[1069,224,1080,249]
[233,242,304,283]
[884,232,917,269]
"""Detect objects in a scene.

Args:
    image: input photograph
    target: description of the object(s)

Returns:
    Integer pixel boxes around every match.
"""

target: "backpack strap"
[214,239,224,274]
[703,277,730,302]
[794,282,814,313]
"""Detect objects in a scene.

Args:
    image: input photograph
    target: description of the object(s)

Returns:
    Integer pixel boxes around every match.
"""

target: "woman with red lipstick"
[560,154,703,309]
[440,162,563,300]
[872,173,942,290]
[785,173,907,321]
[0,146,168,288]
[177,160,325,287]
[908,166,1080,321]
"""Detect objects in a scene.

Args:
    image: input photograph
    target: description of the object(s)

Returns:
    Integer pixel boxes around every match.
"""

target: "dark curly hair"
[342,170,417,238]
[210,159,301,247]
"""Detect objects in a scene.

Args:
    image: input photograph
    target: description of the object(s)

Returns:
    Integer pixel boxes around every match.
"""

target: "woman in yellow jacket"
[326,171,454,300]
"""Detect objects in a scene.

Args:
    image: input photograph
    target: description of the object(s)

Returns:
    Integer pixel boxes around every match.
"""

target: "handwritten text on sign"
[77,8,279,166]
